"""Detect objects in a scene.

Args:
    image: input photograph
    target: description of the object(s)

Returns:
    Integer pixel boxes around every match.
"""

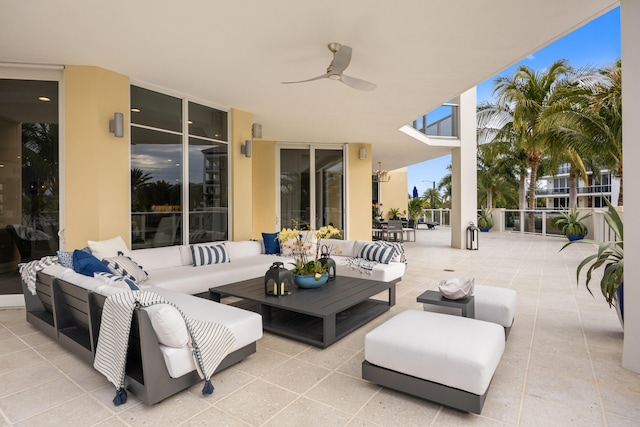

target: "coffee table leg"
[323,315,336,348]
[209,290,221,302]
[388,284,396,306]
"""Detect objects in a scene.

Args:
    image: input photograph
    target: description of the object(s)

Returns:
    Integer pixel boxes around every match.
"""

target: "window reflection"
[130,87,229,248]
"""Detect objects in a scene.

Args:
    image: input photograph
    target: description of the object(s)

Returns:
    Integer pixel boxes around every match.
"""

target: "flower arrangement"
[277,223,342,280]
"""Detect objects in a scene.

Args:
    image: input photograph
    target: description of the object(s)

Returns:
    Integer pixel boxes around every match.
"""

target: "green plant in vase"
[551,206,590,241]
[560,198,623,324]
[277,223,342,286]
[477,207,494,231]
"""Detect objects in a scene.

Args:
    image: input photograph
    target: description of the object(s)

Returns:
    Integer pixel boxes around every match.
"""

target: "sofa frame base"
[23,272,258,405]
[361,360,488,414]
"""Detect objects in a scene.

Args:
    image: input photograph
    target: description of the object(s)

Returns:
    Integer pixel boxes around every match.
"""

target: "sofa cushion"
[87,235,130,260]
[373,241,406,263]
[131,246,184,271]
[72,250,112,277]
[94,272,140,291]
[190,243,230,266]
[261,233,280,255]
[358,243,396,264]
[145,304,189,348]
[102,255,149,284]
[148,286,263,350]
[226,240,264,259]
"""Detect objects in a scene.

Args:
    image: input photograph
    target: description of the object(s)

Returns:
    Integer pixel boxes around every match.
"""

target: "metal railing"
[535,185,612,196]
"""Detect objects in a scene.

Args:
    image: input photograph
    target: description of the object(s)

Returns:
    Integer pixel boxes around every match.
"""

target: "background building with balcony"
[535,163,617,208]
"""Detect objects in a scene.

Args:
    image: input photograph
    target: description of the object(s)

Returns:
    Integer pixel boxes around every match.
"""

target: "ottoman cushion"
[365,310,504,395]
[423,284,517,328]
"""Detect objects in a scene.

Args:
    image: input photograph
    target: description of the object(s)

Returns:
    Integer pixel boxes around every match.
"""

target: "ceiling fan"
[282,43,377,91]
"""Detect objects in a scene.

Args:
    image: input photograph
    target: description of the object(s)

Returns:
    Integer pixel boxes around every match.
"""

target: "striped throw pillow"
[374,241,406,263]
[102,255,149,284]
[190,243,230,267]
[94,272,140,291]
[358,243,396,264]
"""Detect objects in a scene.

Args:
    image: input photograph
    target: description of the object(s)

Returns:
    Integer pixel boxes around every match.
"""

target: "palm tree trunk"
[487,186,493,209]
[617,162,623,206]
[569,166,578,208]
[527,161,540,232]
[519,174,527,210]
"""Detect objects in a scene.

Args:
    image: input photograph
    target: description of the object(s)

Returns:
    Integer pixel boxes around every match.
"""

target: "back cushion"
[131,246,183,271]
[226,240,264,259]
[358,243,396,264]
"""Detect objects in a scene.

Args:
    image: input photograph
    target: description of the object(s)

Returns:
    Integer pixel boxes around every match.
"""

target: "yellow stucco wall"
[380,168,408,220]
[64,66,130,250]
[230,109,253,241]
[346,144,372,240]
[251,140,277,238]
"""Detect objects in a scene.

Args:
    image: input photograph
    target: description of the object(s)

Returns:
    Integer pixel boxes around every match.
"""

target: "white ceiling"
[0,0,618,170]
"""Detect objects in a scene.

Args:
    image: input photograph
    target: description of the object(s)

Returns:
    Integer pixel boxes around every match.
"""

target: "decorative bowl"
[293,273,329,289]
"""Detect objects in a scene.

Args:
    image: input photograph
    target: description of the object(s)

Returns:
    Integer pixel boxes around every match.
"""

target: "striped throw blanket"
[93,290,236,405]
[18,256,59,295]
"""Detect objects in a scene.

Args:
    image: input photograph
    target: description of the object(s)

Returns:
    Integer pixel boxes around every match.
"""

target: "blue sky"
[407,6,621,198]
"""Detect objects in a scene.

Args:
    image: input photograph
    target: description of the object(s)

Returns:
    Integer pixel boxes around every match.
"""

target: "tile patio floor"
[1,228,639,426]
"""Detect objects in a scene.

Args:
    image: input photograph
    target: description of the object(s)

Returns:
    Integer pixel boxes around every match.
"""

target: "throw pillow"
[93,272,140,291]
[102,255,149,284]
[87,236,130,260]
[373,241,407,264]
[358,243,396,264]
[190,243,230,266]
[72,250,112,277]
[262,232,281,255]
[145,304,189,348]
[56,250,74,268]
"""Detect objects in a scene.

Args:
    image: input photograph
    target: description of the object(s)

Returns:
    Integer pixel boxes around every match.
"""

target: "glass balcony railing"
[411,103,459,138]
[536,185,612,196]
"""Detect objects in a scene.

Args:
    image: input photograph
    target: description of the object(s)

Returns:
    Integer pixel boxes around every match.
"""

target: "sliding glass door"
[279,146,344,232]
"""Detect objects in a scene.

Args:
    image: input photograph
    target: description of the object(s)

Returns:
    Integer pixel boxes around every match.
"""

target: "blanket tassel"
[202,379,214,395]
[113,388,128,406]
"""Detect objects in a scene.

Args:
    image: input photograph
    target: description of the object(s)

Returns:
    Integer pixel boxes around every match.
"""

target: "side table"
[416,289,475,318]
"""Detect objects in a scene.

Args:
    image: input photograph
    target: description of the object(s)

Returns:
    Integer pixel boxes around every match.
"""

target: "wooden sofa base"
[361,360,488,414]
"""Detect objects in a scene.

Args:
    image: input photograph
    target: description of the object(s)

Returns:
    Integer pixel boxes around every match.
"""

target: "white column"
[450,88,478,249]
[621,0,640,373]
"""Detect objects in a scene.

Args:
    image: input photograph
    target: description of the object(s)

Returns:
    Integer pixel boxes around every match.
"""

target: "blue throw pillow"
[72,249,111,277]
[262,232,281,255]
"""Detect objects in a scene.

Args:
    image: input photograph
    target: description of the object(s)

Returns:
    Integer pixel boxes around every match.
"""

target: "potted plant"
[408,197,426,227]
[277,222,342,288]
[560,198,623,325]
[552,206,591,241]
[477,207,493,232]
[388,207,402,220]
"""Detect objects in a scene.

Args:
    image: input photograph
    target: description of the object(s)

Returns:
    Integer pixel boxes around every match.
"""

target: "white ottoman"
[422,284,517,337]
[362,310,505,414]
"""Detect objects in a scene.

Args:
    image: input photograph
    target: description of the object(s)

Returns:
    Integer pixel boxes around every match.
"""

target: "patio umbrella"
[412,186,418,198]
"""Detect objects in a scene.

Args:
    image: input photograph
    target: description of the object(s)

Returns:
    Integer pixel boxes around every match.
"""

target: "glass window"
[130,88,229,248]
[0,78,59,294]
[280,149,310,229]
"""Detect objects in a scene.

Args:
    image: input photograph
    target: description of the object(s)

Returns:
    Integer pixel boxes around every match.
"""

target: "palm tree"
[493,59,574,229]
[477,139,520,208]
[422,187,442,210]
[131,168,152,210]
[477,103,529,209]
[542,60,622,205]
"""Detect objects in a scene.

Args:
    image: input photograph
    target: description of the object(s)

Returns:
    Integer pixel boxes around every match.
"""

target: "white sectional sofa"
[129,239,405,295]
[22,237,405,405]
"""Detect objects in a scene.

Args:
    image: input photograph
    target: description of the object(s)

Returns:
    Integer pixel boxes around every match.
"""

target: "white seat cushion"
[423,284,517,328]
[365,310,504,395]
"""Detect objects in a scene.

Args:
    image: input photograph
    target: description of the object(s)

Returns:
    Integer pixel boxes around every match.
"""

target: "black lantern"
[318,244,337,280]
[264,262,293,296]
[466,221,479,250]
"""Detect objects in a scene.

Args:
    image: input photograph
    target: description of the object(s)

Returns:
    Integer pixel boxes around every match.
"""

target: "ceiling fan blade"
[281,73,329,84]
[330,45,352,74]
[340,74,377,91]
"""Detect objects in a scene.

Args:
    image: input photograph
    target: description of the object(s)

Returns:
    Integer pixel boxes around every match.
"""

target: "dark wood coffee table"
[209,276,396,348]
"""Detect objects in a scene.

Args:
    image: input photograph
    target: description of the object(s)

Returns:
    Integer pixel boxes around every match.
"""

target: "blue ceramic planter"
[294,274,329,289]
[567,233,584,241]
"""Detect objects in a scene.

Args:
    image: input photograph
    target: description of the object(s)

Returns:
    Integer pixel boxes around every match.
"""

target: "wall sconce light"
[359,148,367,160]
[241,140,252,158]
[252,123,262,139]
[109,112,124,138]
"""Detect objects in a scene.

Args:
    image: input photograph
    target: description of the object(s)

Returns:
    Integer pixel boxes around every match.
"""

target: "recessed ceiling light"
[131,108,141,113]
[38,96,51,102]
